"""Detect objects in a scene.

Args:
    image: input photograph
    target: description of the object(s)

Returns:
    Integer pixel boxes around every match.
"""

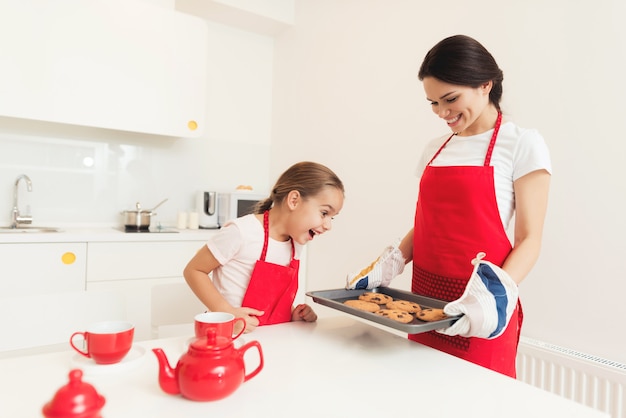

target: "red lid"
[190,329,233,351]
[42,369,105,418]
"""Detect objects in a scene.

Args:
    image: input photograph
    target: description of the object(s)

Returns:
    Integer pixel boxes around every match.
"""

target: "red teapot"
[152,330,264,402]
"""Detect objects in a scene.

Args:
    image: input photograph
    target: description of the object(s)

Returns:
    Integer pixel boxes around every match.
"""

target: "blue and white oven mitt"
[345,241,405,290]
[438,252,518,339]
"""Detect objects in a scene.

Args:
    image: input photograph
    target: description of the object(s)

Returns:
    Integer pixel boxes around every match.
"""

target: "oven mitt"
[345,241,405,290]
[438,252,518,339]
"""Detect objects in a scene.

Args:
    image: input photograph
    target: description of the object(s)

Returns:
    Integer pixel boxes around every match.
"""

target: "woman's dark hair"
[418,35,504,111]
[254,161,345,213]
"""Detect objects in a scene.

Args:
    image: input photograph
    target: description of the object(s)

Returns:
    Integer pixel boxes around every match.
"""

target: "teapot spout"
[152,348,180,395]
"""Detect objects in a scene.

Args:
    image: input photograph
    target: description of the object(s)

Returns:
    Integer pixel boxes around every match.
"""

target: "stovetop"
[114,226,179,233]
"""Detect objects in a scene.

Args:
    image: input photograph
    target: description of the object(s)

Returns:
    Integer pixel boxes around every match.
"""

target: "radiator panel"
[517,337,626,418]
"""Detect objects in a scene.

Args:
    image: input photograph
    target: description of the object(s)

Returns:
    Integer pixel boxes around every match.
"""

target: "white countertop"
[0,317,609,418]
[0,225,219,243]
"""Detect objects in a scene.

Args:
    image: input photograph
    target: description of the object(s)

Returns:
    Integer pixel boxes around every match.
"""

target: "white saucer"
[70,345,146,376]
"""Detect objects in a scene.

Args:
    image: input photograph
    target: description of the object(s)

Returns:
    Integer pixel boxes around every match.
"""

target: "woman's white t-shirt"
[415,121,552,229]
[206,214,302,307]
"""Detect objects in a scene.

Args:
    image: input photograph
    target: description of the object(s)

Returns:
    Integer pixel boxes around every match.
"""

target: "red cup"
[70,321,134,365]
[194,312,245,341]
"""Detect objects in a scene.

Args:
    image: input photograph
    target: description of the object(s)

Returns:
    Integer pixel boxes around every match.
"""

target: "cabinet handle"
[188,120,198,131]
[61,252,76,265]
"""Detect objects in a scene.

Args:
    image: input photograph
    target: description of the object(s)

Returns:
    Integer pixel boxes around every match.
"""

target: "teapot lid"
[190,329,233,351]
[42,369,106,418]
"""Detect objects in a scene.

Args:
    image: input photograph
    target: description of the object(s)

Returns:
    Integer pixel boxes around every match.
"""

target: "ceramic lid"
[42,369,105,418]
[190,329,233,351]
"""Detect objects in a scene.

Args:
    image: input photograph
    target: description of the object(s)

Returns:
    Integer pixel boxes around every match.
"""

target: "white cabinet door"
[0,0,208,137]
[87,277,196,341]
[0,290,126,353]
[0,243,86,297]
[86,241,205,282]
[86,240,206,340]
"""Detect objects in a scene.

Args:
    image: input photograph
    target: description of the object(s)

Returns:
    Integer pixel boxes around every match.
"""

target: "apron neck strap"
[261,211,295,261]
[483,112,502,166]
[427,112,503,167]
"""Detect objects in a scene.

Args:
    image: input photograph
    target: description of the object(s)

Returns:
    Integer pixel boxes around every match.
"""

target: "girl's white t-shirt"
[206,214,302,307]
[415,121,552,229]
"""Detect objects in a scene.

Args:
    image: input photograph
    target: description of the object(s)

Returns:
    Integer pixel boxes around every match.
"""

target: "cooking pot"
[121,199,168,230]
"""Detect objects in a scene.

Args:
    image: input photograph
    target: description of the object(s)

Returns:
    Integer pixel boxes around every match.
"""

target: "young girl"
[184,161,345,333]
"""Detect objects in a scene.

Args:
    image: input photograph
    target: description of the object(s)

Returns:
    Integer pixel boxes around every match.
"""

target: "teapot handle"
[238,340,264,382]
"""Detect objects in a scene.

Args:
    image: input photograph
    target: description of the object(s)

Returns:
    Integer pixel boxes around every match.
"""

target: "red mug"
[194,312,245,341]
[70,321,134,365]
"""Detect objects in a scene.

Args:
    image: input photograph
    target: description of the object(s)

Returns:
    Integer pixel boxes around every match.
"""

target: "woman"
[347,35,551,377]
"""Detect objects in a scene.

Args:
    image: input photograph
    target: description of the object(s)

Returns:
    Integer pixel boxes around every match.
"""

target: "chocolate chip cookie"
[358,292,393,305]
[415,308,448,322]
[344,299,380,313]
[374,309,414,323]
[386,300,422,313]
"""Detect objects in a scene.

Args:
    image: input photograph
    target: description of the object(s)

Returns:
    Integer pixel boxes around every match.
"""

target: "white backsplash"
[0,118,271,227]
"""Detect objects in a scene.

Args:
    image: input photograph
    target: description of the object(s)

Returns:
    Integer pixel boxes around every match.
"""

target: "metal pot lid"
[122,199,168,214]
[122,202,151,214]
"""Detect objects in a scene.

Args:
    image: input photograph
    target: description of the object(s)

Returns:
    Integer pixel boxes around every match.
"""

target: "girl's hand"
[232,307,264,333]
[291,304,318,322]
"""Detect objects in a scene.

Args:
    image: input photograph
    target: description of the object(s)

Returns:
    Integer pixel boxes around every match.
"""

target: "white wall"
[0,9,275,227]
[272,0,626,363]
[2,0,624,364]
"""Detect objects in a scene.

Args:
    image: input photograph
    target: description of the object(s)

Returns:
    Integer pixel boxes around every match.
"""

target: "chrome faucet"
[11,174,33,228]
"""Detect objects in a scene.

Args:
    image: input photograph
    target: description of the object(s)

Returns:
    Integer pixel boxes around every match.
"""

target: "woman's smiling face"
[422,77,494,136]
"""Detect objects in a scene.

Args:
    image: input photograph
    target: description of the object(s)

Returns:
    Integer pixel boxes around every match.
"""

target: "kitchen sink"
[0,226,62,233]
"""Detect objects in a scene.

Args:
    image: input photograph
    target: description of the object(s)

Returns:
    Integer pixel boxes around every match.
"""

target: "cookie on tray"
[415,308,448,322]
[374,309,414,323]
[344,299,380,313]
[386,300,422,313]
[358,292,393,305]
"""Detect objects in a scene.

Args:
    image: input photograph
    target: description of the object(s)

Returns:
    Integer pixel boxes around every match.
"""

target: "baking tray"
[306,287,459,334]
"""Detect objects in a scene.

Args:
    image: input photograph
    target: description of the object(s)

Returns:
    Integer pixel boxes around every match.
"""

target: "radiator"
[517,337,626,418]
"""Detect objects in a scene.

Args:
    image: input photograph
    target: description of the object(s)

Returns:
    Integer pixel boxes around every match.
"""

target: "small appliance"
[197,191,219,229]
[197,191,266,228]
[217,191,265,227]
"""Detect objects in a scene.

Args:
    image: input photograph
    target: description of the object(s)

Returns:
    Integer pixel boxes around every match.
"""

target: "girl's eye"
[430,101,438,106]
[446,97,458,103]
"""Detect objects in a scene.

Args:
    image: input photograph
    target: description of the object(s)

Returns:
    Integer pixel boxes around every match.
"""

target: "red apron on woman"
[410,113,522,378]
[241,211,300,326]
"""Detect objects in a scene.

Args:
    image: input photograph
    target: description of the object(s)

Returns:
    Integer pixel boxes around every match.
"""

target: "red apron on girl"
[241,211,300,326]
[410,113,522,378]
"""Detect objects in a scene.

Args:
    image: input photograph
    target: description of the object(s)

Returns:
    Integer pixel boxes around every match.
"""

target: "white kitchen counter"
[0,225,218,243]
[0,317,609,418]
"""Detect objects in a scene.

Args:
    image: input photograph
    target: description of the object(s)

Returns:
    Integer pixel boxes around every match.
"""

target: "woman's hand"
[291,304,317,322]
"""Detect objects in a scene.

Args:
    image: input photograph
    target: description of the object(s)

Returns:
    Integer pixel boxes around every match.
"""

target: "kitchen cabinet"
[0,0,208,138]
[0,243,86,298]
[86,241,205,281]
[86,240,207,340]
[0,228,308,345]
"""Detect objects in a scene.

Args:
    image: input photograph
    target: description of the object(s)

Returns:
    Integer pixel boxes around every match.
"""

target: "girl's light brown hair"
[254,161,344,213]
